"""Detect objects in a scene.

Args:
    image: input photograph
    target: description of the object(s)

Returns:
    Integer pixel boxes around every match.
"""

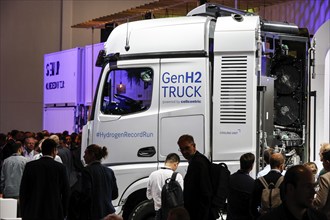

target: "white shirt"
[146,167,184,211]
[257,164,271,178]
[32,153,63,163]
[22,148,36,160]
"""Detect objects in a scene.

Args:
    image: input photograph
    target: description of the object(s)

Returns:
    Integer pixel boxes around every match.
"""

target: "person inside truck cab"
[177,134,213,220]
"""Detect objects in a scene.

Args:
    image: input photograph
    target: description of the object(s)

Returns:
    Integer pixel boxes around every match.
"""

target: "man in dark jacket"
[259,165,327,220]
[227,152,255,220]
[19,138,70,220]
[177,134,213,220]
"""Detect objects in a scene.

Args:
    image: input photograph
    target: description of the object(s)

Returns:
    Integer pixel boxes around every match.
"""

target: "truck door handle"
[137,146,156,157]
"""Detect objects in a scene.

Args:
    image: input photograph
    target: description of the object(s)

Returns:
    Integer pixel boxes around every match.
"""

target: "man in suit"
[177,134,213,220]
[19,138,70,220]
[251,153,285,219]
[227,152,255,220]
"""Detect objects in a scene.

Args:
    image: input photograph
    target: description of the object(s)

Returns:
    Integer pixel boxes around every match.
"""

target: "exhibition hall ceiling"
[72,0,291,28]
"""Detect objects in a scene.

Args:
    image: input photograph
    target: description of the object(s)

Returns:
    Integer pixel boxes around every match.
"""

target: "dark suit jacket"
[80,161,118,220]
[227,169,255,220]
[57,146,74,186]
[258,203,327,220]
[251,170,284,220]
[20,156,70,220]
[184,151,213,220]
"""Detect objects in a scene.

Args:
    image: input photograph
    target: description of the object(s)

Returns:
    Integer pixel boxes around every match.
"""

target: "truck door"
[90,59,159,165]
[158,57,211,162]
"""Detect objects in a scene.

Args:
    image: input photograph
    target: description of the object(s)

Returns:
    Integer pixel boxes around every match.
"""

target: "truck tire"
[128,200,155,220]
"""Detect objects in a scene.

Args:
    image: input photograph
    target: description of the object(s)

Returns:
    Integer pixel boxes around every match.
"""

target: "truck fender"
[120,177,149,204]
[118,177,151,218]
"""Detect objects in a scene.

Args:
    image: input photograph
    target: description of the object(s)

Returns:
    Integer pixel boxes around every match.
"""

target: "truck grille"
[219,56,247,124]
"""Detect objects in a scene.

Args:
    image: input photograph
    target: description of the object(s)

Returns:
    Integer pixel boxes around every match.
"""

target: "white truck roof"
[104,16,212,56]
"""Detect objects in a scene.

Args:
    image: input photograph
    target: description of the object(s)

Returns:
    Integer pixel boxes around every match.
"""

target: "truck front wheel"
[128,200,155,220]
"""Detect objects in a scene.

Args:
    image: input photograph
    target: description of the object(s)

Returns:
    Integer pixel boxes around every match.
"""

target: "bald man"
[251,153,285,219]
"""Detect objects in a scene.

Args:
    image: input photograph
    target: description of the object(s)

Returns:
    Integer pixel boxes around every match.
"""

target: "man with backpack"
[147,153,184,220]
[177,134,214,220]
[259,165,327,220]
[251,153,285,219]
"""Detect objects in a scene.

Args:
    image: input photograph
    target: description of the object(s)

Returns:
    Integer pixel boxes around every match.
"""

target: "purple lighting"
[259,0,330,35]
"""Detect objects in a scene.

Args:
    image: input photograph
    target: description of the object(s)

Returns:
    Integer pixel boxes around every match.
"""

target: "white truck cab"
[82,3,312,219]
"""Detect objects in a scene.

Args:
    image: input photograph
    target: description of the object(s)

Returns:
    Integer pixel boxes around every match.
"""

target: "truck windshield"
[101,68,153,115]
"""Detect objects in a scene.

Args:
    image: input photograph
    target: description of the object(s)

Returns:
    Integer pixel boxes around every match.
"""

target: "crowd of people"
[1,130,330,220]
[0,129,121,220]
[147,134,330,220]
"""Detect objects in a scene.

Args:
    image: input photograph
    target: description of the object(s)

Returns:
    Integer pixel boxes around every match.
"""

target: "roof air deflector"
[187,3,254,18]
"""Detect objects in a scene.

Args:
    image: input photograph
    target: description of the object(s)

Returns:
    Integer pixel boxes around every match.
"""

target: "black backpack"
[209,162,231,219]
[161,172,184,219]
